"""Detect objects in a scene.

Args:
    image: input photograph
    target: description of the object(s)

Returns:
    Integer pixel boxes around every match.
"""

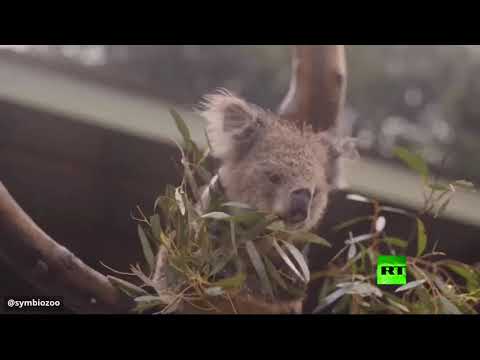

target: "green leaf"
[281,240,310,283]
[211,272,246,290]
[434,197,451,218]
[383,236,408,248]
[313,288,347,314]
[386,297,410,313]
[288,232,332,248]
[150,214,162,241]
[221,201,252,209]
[209,252,235,277]
[416,217,428,256]
[346,194,372,203]
[438,295,462,314]
[393,146,429,179]
[395,279,427,293]
[348,243,357,260]
[263,256,289,291]
[428,183,450,192]
[443,262,480,291]
[170,108,191,144]
[107,275,149,298]
[272,239,305,283]
[332,216,374,232]
[201,211,232,220]
[175,187,186,216]
[245,240,274,298]
[138,225,155,274]
[205,287,225,297]
[266,220,286,232]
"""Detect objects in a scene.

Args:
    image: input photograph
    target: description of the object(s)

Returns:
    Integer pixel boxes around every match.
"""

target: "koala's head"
[200,91,356,231]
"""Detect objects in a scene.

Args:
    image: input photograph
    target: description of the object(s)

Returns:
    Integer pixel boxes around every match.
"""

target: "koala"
[199,90,357,232]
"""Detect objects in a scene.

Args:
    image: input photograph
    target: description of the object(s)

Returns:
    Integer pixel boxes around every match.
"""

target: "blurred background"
[0,45,479,313]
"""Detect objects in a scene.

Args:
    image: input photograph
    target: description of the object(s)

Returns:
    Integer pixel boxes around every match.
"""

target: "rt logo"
[377,256,407,285]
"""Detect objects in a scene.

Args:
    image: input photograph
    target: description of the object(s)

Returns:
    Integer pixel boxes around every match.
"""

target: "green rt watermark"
[377,256,407,285]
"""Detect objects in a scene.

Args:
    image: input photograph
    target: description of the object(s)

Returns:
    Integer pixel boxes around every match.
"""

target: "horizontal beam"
[0,52,479,228]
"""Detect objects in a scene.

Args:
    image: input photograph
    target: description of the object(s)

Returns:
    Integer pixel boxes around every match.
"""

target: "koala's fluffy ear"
[199,91,268,161]
[316,134,359,190]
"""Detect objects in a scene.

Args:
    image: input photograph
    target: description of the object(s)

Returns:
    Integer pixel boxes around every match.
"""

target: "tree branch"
[0,181,132,313]
[278,45,347,134]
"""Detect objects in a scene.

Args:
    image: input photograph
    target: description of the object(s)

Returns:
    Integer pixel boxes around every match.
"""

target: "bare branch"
[278,45,347,134]
[0,181,132,313]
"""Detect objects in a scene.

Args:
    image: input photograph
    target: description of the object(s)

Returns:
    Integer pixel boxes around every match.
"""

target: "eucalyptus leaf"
[107,275,149,297]
[170,108,191,144]
[313,288,347,313]
[345,233,374,245]
[175,187,186,216]
[386,298,410,313]
[393,146,429,179]
[272,239,305,283]
[346,194,372,203]
[416,217,427,256]
[434,197,451,218]
[288,232,332,248]
[348,243,357,260]
[383,237,408,248]
[245,240,274,298]
[263,256,289,291]
[333,216,374,232]
[211,272,246,290]
[395,279,427,293]
[205,287,225,297]
[281,240,310,283]
[201,212,232,220]
[439,295,462,314]
[138,225,155,274]
[221,201,253,209]
[150,214,162,241]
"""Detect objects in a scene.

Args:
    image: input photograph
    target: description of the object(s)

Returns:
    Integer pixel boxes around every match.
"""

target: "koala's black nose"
[288,188,311,223]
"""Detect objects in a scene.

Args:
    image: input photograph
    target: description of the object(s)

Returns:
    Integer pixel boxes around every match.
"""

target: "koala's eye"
[267,172,282,185]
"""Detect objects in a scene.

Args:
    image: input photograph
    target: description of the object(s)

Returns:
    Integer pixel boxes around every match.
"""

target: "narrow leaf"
[205,287,225,297]
[393,146,429,179]
[434,197,451,218]
[150,214,162,241]
[221,201,252,209]
[138,225,155,274]
[313,288,347,313]
[375,216,386,232]
[263,256,289,291]
[281,240,310,283]
[107,275,149,297]
[211,272,246,290]
[395,279,427,293]
[383,237,408,248]
[333,216,374,232]
[348,243,357,260]
[175,187,186,216]
[201,211,232,220]
[272,239,305,283]
[386,298,410,313]
[170,108,191,143]
[439,295,462,314]
[416,217,428,256]
[345,233,374,245]
[288,232,331,248]
[245,240,274,297]
[346,194,372,203]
